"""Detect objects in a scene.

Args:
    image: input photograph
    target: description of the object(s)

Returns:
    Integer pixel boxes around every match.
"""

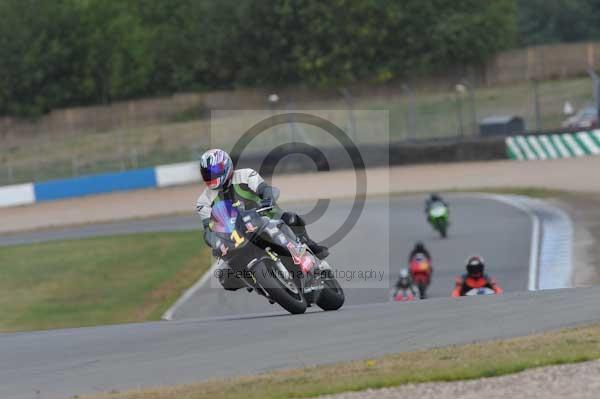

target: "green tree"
[0,0,88,116]
[0,0,519,117]
[287,0,516,85]
[518,0,600,45]
[78,0,153,102]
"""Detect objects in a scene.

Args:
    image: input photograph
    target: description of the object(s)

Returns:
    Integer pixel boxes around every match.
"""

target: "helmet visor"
[201,163,225,182]
[467,263,484,276]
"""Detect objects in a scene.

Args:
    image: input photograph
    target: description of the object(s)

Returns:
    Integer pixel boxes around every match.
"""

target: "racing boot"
[281,211,329,259]
[303,236,329,260]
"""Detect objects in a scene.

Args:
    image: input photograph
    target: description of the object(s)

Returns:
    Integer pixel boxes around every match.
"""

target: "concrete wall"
[486,42,600,85]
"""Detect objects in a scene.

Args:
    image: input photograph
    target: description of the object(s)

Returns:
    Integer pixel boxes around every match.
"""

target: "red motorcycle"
[409,254,432,299]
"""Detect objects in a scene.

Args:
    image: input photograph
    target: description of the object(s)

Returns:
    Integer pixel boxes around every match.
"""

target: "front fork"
[263,246,333,300]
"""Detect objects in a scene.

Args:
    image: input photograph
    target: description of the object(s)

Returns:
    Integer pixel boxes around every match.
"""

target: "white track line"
[161,259,222,321]
[533,202,574,289]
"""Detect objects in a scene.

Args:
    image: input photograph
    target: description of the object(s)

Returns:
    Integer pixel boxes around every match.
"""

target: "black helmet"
[414,241,426,252]
[430,193,441,202]
[466,256,485,276]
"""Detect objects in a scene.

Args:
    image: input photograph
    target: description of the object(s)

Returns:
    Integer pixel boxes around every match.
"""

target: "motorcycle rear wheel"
[253,260,307,314]
[440,224,447,238]
[418,283,428,299]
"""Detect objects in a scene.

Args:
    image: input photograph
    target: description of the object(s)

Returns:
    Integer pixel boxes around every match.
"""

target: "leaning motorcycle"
[210,199,345,314]
[428,202,450,238]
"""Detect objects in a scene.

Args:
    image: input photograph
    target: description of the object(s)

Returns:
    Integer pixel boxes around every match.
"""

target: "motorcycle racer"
[408,241,431,264]
[409,252,433,299]
[452,256,503,297]
[393,268,418,301]
[425,193,450,238]
[407,242,433,299]
[196,149,328,290]
[425,193,448,214]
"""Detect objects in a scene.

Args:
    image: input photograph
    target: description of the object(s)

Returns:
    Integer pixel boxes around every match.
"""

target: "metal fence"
[0,75,596,186]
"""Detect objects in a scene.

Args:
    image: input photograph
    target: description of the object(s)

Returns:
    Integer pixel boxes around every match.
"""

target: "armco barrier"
[507,130,600,161]
[34,168,157,202]
[0,164,199,208]
[0,183,35,207]
[0,137,507,208]
[155,162,202,188]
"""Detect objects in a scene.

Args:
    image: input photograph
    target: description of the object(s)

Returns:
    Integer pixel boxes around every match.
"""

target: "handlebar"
[254,205,274,213]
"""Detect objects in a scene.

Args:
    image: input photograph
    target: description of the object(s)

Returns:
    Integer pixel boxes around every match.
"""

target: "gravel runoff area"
[2,156,600,234]
[314,360,600,399]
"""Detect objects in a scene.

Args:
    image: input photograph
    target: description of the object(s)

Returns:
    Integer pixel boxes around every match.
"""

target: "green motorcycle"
[428,203,449,238]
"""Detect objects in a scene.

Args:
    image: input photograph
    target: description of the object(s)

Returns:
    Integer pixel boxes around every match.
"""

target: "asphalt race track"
[0,195,531,305]
[1,194,594,399]
[173,195,531,319]
[2,289,600,399]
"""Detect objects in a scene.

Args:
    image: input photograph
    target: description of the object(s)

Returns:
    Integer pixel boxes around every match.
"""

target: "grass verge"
[81,323,600,399]
[0,231,210,332]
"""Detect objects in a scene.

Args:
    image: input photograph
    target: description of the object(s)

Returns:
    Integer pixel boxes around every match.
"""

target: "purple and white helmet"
[200,149,233,190]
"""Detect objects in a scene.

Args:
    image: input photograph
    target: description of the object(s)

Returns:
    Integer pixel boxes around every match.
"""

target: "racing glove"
[202,218,227,257]
[259,198,274,208]
[257,183,280,202]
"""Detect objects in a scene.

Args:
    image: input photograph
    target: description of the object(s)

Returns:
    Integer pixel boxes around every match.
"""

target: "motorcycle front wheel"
[253,259,307,314]
[316,272,345,311]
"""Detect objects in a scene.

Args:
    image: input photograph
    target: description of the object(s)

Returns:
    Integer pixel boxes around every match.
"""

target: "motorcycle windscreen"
[210,200,238,233]
[429,204,447,218]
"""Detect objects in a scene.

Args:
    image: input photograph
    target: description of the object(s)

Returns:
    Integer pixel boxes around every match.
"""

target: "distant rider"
[408,241,431,264]
[425,193,448,214]
[452,256,503,297]
[196,149,328,290]
[393,268,418,301]
[408,243,433,299]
